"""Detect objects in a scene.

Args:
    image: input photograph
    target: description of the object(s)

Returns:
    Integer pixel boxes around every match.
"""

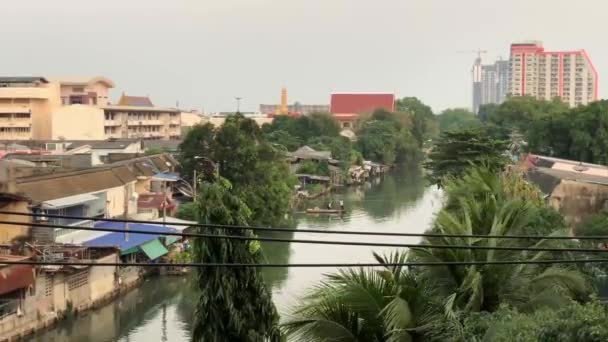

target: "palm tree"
[282,251,442,342]
[410,167,590,316]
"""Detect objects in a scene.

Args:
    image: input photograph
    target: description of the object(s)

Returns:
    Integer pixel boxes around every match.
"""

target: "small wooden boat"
[306,208,345,214]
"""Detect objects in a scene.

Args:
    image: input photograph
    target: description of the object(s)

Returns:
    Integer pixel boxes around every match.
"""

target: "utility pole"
[193,169,197,199]
[235,97,242,113]
[123,185,130,242]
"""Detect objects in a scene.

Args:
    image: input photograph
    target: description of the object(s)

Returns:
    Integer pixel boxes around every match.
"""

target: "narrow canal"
[30,166,442,341]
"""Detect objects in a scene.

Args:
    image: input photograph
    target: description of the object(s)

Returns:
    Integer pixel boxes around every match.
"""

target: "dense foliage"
[192,177,280,342]
[178,114,295,226]
[437,108,480,132]
[261,112,341,150]
[261,107,429,167]
[175,201,197,221]
[462,301,608,341]
[356,109,421,165]
[395,97,439,146]
[424,127,509,186]
[486,97,608,164]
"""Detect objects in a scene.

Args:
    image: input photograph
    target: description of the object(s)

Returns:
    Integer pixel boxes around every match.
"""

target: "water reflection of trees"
[260,229,295,291]
[28,277,188,342]
[356,166,427,220]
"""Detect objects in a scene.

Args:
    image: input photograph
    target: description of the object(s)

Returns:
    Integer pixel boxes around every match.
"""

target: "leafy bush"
[462,301,608,342]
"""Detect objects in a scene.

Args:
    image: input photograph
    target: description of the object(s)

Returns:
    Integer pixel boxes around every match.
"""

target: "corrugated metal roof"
[330,93,395,114]
[0,77,48,84]
[151,172,180,182]
[16,166,135,203]
[0,264,34,295]
[41,193,98,209]
[152,217,196,232]
[140,238,169,260]
[137,193,173,209]
[288,146,331,160]
[83,221,177,251]
[529,167,608,187]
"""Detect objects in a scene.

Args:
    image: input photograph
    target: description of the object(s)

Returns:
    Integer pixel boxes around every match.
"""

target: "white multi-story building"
[472,59,511,113]
[509,41,598,107]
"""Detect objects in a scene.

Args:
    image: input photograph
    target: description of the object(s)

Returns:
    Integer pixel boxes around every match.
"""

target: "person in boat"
[339,200,344,211]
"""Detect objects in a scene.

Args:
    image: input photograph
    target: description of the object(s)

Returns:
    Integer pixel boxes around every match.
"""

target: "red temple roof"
[330,93,395,114]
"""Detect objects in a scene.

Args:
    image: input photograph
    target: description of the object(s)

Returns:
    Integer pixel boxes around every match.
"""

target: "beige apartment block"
[0,76,114,140]
[510,41,598,107]
[0,77,181,140]
[103,94,181,140]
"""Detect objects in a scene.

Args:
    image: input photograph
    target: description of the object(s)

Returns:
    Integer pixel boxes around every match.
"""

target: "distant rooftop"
[53,76,115,88]
[0,77,48,84]
[117,93,154,107]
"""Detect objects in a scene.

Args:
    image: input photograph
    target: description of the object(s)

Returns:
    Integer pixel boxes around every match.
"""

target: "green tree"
[356,120,399,164]
[178,123,216,183]
[356,110,422,165]
[192,177,280,342]
[295,160,329,176]
[425,127,509,186]
[477,103,498,122]
[179,114,295,227]
[395,97,438,146]
[462,300,608,342]
[437,108,480,132]
[175,202,197,221]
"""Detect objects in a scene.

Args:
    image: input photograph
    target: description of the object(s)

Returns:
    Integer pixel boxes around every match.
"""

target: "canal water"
[30,166,442,342]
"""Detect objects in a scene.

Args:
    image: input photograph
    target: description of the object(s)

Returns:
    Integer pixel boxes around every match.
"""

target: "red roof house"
[330,93,395,114]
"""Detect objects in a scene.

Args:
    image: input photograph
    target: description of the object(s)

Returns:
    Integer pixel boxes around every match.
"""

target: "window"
[45,275,53,297]
[69,95,84,105]
[68,269,89,291]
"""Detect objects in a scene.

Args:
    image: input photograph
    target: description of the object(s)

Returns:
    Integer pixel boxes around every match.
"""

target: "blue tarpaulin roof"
[151,172,180,182]
[83,221,178,251]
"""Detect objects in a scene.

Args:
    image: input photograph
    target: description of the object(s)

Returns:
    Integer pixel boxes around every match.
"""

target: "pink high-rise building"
[509,41,598,107]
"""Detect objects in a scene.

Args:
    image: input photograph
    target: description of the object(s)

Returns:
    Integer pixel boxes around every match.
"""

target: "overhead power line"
[0,210,606,241]
[2,219,608,254]
[2,258,608,268]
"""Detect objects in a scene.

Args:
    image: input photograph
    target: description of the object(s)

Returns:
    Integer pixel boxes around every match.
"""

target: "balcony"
[127,120,162,126]
[0,131,31,140]
[104,120,122,126]
[0,87,51,99]
[0,119,31,128]
[105,132,123,139]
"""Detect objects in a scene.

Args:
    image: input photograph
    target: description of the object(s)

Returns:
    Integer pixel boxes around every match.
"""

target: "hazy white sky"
[1,0,606,113]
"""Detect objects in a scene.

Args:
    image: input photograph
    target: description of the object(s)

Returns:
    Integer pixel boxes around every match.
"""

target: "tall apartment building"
[509,41,598,107]
[472,59,510,113]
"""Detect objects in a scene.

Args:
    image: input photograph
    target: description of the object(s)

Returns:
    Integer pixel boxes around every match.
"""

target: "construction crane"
[456,49,488,59]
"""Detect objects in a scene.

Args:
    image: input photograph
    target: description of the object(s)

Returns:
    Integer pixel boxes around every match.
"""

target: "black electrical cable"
[1,210,605,241]
[2,258,608,268]
[1,219,607,254]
